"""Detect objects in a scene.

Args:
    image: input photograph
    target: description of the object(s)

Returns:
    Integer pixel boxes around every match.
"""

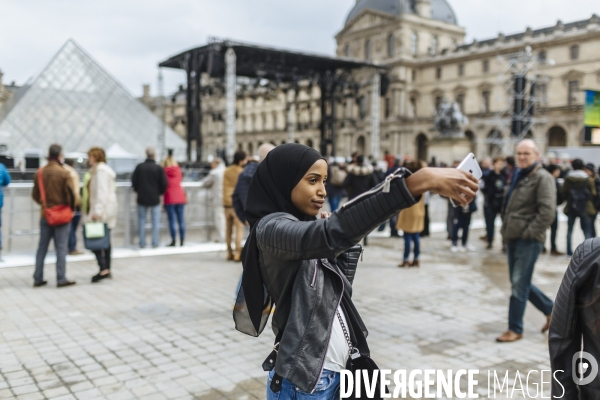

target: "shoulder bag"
[38,167,73,227]
[83,222,110,251]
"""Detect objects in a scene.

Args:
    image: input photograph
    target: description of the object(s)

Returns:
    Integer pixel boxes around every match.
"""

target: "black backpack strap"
[262,330,284,392]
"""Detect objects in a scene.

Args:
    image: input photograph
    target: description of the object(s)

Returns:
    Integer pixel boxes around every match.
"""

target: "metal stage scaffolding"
[159,39,386,162]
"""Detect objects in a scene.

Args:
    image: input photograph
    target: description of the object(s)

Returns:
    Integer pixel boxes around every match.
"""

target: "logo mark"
[572,351,599,385]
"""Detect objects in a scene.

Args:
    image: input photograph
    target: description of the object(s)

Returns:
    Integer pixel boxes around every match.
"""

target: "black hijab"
[234,144,325,336]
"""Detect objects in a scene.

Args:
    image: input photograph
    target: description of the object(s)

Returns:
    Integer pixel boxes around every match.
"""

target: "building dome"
[345,0,457,26]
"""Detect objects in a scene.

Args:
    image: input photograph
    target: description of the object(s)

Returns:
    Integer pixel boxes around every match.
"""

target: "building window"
[536,83,547,104]
[568,80,579,105]
[251,115,256,131]
[456,93,465,112]
[365,40,372,61]
[481,90,491,112]
[345,44,350,57]
[410,32,418,56]
[385,97,391,118]
[538,50,547,62]
[387,34,395,57]
[436,67,442,80]
[570,45,579,60]
[483,60,490,73]
[431,36,438,56]
[412,69,417,82]
[434,96,443,112]
[458,63,464,77]
[359,96,368,119]
[410,97,417,117]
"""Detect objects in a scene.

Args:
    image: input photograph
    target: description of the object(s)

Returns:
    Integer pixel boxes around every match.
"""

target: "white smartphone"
[450,153,482,207]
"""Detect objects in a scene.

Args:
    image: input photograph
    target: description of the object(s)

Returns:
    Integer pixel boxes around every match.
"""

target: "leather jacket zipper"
[341,169,404,210]
[310,258,346,393]
[310,260,317,287]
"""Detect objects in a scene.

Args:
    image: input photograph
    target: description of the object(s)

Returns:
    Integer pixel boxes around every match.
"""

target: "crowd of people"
[0,139,595,397]
[30,144,188,287]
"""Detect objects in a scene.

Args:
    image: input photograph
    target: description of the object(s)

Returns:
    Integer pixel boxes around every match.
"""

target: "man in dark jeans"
[498,140,556,343]
[546,164,564,255]
[132,147,167,248]
[561,158,596,256]
[64,158,82,255]
[482,156,508,249]
[31,144,76,288]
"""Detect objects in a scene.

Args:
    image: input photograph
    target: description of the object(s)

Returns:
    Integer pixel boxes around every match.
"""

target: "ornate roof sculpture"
[0,39,186,161]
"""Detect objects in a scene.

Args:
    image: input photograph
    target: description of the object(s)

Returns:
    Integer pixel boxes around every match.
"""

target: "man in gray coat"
[497,139,556,342]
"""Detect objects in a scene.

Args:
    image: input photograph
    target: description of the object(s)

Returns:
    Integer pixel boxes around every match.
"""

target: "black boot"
[180,238,184,247]
[167,240,176,247]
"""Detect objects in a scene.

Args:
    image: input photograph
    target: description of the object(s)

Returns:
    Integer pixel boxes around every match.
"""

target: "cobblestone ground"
[0,222,588,399]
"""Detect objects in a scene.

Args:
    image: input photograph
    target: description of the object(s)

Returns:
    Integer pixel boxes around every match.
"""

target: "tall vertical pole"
[287,89,296,143]
[225,48,237,163]
[157,68,166,160]
[370,71,381,159]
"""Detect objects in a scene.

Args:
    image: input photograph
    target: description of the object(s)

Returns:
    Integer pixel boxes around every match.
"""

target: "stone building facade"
[144,0,600,161]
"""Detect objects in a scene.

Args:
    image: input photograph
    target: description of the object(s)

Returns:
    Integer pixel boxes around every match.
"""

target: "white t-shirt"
[323,306,351,372]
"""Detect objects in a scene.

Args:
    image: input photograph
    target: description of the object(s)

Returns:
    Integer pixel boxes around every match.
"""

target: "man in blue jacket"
[0,162,10,260]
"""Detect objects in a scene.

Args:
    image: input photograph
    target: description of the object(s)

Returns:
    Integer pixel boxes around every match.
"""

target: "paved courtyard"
[0,222,587,399]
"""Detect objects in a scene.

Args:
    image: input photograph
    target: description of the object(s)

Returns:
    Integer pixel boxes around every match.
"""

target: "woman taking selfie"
[233,144,478,399]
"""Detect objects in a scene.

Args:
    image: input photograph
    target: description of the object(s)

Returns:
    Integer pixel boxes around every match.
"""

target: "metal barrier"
[2,181,486,254]
[4,182,215,253]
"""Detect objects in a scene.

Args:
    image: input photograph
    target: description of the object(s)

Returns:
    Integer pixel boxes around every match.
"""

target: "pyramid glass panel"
[0,39,186,160]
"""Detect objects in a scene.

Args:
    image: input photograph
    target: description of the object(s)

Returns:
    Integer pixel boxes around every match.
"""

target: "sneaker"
[450,246,459,253]
[465,244,476,252]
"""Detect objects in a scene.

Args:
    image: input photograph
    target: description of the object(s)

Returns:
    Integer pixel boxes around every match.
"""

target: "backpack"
[329,166,347,187]
[569,181,591,217]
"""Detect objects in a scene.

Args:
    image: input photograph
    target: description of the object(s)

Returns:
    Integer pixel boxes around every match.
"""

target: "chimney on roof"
[415,0,431,18]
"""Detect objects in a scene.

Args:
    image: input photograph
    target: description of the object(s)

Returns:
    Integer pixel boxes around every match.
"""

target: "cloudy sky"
[1,0,597,96]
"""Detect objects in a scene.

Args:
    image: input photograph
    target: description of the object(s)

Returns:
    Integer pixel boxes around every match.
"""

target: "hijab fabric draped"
[233,144,325,336]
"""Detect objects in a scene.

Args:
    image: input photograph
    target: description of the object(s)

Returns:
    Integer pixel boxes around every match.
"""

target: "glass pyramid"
[0,39,186,160]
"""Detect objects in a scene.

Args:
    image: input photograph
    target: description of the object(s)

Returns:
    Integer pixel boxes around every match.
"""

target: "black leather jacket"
[255,169,417,392]
[550,237,600,399]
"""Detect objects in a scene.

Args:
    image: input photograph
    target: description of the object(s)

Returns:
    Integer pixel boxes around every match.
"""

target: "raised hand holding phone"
[449,153,482,207]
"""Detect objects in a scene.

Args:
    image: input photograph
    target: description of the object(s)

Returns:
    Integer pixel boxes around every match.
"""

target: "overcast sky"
[1,0,598,97]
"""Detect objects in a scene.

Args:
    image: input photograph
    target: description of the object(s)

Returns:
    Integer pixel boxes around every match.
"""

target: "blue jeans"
[137,205,161,247]
[68,211,81,252]
[452,211,472,246]
[506,239,554,334]
[328,195,343,212]
[566,213,592,255]
[484,206,499,245]
[267,369,339,400]
[403,233,420,261]
[34,218,70,284]
[165,204,185,241]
